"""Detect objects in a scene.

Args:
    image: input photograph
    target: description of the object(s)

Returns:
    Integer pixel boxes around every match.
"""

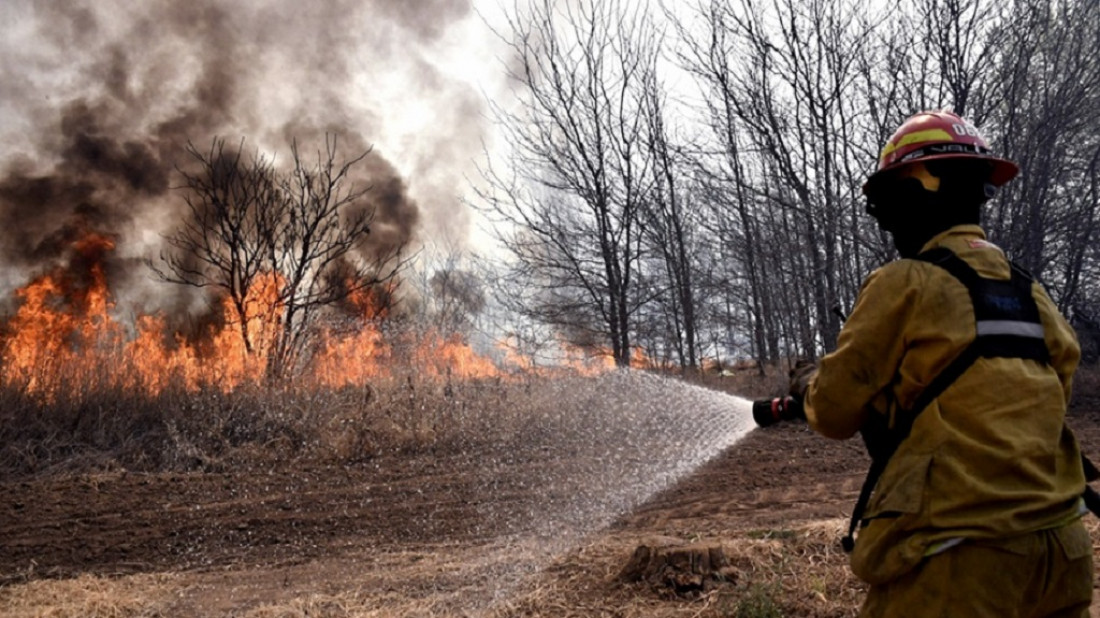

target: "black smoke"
[0,0,481,319]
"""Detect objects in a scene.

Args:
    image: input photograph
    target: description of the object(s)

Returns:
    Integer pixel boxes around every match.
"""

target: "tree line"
[479,0,1100,369]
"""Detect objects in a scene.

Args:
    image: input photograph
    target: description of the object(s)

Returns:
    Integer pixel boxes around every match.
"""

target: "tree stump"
[617,539,738,596]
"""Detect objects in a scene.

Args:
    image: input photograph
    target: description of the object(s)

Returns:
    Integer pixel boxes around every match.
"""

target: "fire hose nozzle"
[752,396,805,427]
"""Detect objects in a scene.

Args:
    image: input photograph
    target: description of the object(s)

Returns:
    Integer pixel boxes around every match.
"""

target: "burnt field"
[2,370,1100,617]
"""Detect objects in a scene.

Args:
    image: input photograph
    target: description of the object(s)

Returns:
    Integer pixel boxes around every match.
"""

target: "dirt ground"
[2,394,1100,617]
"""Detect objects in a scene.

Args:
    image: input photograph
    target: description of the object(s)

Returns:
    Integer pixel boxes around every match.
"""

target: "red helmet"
[863,110,1019,194]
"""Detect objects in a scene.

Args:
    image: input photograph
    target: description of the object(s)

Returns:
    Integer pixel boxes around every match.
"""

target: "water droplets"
[457,370,755,610]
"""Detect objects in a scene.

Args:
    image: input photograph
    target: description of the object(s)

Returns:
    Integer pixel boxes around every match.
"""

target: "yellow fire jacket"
[804,224,1086,585]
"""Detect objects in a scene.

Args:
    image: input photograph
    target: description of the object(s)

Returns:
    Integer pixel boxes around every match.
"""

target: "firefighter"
[791,110,1093,617]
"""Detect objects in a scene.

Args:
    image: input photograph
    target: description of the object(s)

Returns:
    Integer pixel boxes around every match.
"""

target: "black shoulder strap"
[919,248,1049,364]
[841,247,1066,552]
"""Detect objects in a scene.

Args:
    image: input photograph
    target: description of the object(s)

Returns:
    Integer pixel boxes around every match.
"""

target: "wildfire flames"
[0,235,617,399]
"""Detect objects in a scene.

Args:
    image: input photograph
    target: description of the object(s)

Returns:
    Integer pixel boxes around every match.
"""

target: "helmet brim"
[862,154,1019,195]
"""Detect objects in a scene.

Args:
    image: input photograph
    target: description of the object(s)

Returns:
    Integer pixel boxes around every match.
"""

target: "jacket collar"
[918,224,986,254]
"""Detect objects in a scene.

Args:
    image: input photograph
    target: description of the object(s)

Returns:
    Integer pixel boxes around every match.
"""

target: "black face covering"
[865,159,993,258]
[866,177,942,257]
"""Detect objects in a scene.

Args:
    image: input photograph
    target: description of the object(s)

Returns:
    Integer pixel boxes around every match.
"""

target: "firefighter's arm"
[804,263,921,440]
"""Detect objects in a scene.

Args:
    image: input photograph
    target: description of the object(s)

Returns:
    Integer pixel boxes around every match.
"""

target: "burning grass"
[0,235,613,403]
[0,236,619,479]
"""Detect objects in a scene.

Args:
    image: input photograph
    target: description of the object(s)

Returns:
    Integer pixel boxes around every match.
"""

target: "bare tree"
[154,138,282,356]
[675,0,882,359]
[267,136,408,378]
[474,0,1100,369]
[986,0,1100,294]
[154,135,408,380]
[672,1,781,366]
[479,0,659,367]
[637,26,702,370]
[921,0,1002,119]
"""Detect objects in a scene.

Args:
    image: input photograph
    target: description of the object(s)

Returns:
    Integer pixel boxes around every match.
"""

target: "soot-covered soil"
[2,393,1099,616]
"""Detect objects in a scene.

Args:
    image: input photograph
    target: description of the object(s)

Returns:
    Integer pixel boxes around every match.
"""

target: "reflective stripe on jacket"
[804,224,1085,585]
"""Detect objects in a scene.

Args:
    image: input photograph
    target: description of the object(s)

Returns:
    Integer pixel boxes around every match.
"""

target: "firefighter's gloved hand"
[788,359,816,403]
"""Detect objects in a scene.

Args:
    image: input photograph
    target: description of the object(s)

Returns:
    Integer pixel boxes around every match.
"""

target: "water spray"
[466,369,758,613]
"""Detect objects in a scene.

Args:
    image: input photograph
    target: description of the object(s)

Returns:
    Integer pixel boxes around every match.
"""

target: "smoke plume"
[0,0,486,316]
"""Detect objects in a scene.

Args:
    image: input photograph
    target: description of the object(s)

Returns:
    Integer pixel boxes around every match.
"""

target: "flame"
[555,340,618,375]
[1,233,122,396]
[3,275,76,394]
[127,315,203,394]
[496,336,536,372]
[215,271,286,386]
[0,235,629,399]
[418,332,500,380]
[312,323,389,388]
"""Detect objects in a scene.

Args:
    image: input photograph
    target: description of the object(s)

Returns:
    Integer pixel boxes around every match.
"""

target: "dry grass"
[240,593,371,618]
[0,370,545,479]
[0,519,866,618]
[5,360,1096,480]
[197,516,1100,618]
[487,518,865,618]
[1,499,1097,618]
[0,573,179,618]
[0,519,869,617]
[682,364,790,402]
